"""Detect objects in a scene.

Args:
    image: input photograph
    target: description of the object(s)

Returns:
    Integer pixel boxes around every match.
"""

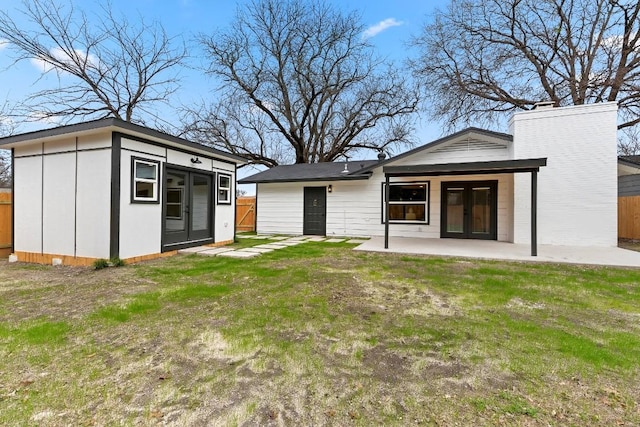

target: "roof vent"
[532,101,556,110]
[377,151,386,161]
[341,163,349,174]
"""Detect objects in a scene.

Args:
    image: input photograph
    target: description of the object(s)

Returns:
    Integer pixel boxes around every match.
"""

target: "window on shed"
[218,174,231,204]
[132,158,159,203]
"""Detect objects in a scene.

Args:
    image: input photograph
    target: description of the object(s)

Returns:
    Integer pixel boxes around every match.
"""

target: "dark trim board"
[110,132,122,259]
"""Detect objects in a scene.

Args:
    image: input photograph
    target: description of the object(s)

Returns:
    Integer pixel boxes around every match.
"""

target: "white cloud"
[363,18,404,39]
[30,47,99,73]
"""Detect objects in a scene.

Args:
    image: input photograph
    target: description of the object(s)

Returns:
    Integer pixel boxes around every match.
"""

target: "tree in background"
[183,0,420,167]
[0,101,14,187]
[0,0,187,126]
[411,0,640,152]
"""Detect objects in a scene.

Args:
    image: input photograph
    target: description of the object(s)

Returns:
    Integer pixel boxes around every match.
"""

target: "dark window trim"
[130,156,161,204]
[217,173,232,205]
[380,180,431,225]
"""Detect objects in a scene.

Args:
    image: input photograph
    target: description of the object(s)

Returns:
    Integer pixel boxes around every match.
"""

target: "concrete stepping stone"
[178,246,211,254]
[238,247,274,254]
[269,236,290,241]
[324,238,345,243]
[279,241,303,246]
[252,235,273,239]
[198,247,236,256]
[235,234,255,239]
[305,237,326,242]
[255,243,288,249]
[217,250,260,258]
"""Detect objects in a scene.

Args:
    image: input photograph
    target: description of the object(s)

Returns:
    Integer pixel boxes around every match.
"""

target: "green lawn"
[0,241,639,426]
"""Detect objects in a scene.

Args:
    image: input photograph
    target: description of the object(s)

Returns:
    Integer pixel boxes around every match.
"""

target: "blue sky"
[0,0,452,181]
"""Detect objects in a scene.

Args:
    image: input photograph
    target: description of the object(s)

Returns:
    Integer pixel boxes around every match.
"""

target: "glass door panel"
[471,187,491,234]
[165,171,187,240]
[189,174,211,239]
[446,188,464,233]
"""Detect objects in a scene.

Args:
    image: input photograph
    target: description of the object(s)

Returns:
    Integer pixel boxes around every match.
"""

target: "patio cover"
[383,158,547,256]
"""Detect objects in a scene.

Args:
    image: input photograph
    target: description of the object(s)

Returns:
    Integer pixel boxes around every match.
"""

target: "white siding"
[511,102,618,246]
[390,138,510,166]
[13,156,43,252]
[118,149,165,259]
[76,150,111,258]
[122,137,166,157]
[42,153,76,255]
[257,171,514,241]
[256,183,304,235]
[167,148,212,172]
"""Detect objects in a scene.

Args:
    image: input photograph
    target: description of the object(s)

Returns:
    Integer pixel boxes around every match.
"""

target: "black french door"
[163,168,213,247]
[303,186,327,235]
[441,181,497,240]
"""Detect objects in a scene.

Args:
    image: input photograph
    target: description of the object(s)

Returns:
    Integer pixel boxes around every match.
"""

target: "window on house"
[132,158,160,203]
[218,174,231,204]
[383,182,430,223]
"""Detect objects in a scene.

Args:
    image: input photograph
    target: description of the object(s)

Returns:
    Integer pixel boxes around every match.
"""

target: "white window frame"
[132,158,159,203]
[382,181,430,224]
[217,173,232,205]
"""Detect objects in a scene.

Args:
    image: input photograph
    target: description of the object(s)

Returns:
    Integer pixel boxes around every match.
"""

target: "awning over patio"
[383,158,547,256]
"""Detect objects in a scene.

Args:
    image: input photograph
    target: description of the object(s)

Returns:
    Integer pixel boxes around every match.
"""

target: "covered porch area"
[356,236,640,268]
[383,158,548,256]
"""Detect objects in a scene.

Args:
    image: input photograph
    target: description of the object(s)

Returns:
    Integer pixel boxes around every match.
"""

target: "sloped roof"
[239,127,513,184]
[238,160,379,184]
[0,117,247,164]
[619,155,640,167]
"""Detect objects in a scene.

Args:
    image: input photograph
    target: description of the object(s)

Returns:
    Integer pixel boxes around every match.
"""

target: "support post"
[384,174,390,249]
[531,170,537,256]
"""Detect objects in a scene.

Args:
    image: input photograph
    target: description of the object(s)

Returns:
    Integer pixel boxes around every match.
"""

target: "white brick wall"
[511,102,618,246]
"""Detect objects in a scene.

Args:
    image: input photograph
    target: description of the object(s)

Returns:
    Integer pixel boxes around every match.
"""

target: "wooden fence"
[236,196,256,232]
[0,190,11,257]
[619,195,640,240]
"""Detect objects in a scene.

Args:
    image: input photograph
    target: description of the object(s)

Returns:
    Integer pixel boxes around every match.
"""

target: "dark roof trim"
[384,158,547,177]
[618,156,640,169]
[0,117,247,164]
[358,127,513,175]
[239,173,372,184]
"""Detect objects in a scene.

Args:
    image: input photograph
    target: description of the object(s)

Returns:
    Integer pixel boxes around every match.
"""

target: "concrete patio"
[354,236,640,268]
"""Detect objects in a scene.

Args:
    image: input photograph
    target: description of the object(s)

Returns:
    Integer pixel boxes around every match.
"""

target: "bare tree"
[0,0,187,126]
[0,101,15,187]
[411,0,640,139]
[183,0,419,167]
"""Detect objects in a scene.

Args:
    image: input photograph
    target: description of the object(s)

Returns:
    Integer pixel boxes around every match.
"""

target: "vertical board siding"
[0,191,11,257]
[236,196,256,232]
[619,196,640,240]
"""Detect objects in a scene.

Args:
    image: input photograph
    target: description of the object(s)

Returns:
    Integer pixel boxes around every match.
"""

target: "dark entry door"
[441,181,497,240]
[164,168,213,246]
[303,186,326,235]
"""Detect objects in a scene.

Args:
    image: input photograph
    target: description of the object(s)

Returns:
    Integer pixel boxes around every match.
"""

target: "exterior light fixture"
[191,157,202,164]
[328,185,333,193]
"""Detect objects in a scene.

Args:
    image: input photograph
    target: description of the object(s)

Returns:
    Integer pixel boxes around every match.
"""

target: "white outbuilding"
[0,118,246,265]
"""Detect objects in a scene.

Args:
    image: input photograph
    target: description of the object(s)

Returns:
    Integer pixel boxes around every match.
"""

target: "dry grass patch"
[1,242,639,425]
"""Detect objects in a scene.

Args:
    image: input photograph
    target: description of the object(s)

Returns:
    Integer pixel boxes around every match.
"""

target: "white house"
[239,102,619,255]
[0,118,246,265]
